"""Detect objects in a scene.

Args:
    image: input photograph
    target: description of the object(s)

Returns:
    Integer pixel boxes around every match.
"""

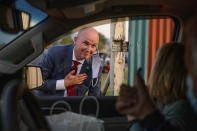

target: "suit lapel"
[63,44,92,77]
[80,60,91,74]
[78,59,92,95]
[64,44,74,75]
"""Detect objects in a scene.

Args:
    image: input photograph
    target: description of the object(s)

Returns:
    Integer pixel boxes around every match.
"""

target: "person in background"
[104,61,110,73]
[38,27,102,96]
[116,14,197,131]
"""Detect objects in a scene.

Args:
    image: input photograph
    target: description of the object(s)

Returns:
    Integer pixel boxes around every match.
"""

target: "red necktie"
[67,60,81,96]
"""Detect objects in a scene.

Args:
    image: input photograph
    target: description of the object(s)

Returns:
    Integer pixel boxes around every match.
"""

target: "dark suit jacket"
[38,44,102,96]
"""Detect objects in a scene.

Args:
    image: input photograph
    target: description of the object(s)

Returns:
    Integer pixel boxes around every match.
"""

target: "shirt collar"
[73,49,85,64]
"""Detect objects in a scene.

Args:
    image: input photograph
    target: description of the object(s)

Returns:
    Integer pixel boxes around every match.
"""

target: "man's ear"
[73,37,78,44]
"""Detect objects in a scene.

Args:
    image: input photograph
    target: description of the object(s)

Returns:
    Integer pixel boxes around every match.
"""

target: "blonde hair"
[149,42,187,106]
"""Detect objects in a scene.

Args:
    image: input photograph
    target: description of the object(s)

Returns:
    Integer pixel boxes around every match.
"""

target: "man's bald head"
[77,27,99,39]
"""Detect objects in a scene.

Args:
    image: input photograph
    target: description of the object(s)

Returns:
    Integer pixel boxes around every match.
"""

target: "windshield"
[0,0,48,49]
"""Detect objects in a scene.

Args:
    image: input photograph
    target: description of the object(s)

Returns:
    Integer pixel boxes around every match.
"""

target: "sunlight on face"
[74,28,99,60]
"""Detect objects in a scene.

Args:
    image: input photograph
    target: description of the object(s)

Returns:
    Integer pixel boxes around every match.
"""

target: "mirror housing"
[0,7,30,33]
[24,65,43,90]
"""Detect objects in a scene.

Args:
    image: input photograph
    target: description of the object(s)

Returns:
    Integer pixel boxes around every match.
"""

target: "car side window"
[25,16,178,97]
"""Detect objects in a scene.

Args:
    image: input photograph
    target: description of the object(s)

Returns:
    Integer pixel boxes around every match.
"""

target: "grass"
[101,73,108,88]
[101,66,128,96]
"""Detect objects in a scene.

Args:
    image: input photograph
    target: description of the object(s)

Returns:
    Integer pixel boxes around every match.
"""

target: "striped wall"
[128,18,174,86]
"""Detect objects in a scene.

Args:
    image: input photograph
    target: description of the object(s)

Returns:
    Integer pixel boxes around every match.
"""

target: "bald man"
[38,27,102,96]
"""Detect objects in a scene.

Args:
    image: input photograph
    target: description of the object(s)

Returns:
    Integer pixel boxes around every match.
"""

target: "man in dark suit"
[38,27,102,96]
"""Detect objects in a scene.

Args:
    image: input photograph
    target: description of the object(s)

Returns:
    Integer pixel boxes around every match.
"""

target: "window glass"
[28,16,177,97]
[0,0,48,49]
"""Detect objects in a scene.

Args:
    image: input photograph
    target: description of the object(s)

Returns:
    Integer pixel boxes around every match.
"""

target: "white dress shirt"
[56,49,85,97]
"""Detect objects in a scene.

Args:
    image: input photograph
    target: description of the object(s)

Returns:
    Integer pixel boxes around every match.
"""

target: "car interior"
[0,0,197,131]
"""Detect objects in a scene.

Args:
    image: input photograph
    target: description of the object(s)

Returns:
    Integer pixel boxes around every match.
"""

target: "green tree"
[51,35,73,47]
[98,32,107,50]
[60,35,73,44]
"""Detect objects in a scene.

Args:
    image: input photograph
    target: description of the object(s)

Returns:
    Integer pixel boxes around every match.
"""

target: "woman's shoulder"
[163,99,197,124]
[163,99,192,114]
[162,100,197,130]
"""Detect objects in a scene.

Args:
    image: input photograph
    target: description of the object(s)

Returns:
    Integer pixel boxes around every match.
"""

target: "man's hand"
[64,70,87,87]
[116,69,156,120]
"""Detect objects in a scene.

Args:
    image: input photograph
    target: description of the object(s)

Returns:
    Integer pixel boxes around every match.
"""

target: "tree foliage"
[98,32,107,50]
[51,35,73,47]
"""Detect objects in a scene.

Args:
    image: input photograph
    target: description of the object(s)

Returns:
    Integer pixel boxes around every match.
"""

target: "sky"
[94,24,111,39]
[94,22,129,41]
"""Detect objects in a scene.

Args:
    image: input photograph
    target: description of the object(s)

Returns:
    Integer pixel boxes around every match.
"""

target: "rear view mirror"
[24,66,43,89]
[0,7,30,33]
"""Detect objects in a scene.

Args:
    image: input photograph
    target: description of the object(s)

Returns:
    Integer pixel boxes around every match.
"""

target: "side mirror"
[0,7,30,33]
[24,65,43,90]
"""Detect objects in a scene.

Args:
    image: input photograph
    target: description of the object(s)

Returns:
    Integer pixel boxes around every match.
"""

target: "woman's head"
[149,42,187,106]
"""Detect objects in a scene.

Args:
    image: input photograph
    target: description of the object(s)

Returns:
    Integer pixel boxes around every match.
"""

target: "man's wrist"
[56,79,66,90]
[64,79,69,88]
